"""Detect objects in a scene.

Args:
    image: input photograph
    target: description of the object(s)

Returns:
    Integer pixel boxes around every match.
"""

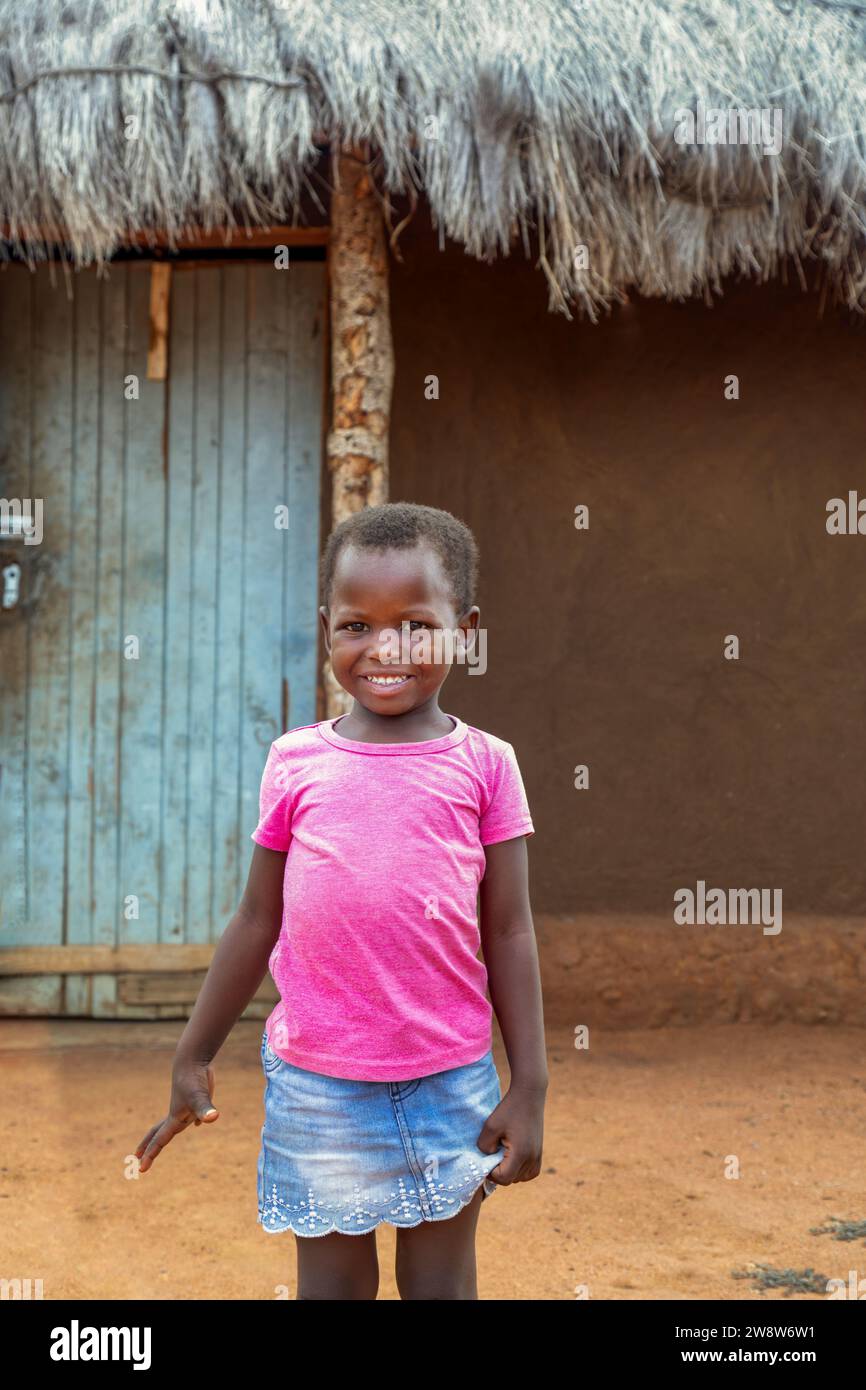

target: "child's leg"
[295,1230,379,1300]
[394,1185,484,1300]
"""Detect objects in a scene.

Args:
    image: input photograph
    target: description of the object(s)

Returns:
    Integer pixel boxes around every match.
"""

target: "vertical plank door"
[0,259,325,1014]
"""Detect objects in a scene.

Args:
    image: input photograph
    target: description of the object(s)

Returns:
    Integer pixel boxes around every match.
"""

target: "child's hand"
[476,1087,545,1186]
[135,1060,220,1173]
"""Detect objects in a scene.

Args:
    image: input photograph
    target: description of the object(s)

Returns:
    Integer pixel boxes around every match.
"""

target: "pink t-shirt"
[250,714,534,1081]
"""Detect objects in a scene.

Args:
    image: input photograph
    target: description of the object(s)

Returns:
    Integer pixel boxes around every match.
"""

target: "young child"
[136,502,547,1300]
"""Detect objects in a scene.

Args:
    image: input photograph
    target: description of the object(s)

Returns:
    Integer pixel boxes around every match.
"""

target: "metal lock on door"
[0,546,47,616]
[2,559,21,609]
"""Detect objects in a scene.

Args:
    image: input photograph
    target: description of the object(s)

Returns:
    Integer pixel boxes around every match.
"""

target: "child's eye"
[340,620,432,633]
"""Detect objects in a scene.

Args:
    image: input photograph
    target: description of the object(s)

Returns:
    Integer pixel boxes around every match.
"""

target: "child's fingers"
[476,1117,505,1155]
[492,1148,542,1185]
[476,1119,513,1184]
[485,1145,521,1186]
[137,1113,192,1172]
[188,1087,219,1124]
[477,1119,542,1185]
[175,1063,219,1126]
[134,1121,162,1160]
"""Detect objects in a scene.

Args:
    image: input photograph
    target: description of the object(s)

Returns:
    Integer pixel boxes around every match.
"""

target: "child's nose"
[367,631,394,662]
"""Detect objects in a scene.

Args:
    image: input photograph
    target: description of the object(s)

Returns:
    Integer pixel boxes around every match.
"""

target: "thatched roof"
[2,0,866,316]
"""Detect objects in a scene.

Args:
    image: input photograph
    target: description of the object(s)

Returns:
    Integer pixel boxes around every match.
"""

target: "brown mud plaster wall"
[387,211,866,916]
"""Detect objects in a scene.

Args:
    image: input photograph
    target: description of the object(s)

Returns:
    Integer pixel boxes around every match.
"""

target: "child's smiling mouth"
[360,672,415,692]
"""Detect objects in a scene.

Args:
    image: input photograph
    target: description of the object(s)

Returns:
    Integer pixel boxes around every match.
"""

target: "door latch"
[2,562,21,609]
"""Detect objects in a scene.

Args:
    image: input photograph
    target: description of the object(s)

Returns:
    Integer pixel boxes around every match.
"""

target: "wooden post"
[324,145,394,715]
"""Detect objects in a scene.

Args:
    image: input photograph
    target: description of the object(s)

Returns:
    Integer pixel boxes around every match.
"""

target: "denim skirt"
[256,1030,506,1237]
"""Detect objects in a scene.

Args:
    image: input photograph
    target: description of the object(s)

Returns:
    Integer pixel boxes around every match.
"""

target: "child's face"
[320,541,479,715]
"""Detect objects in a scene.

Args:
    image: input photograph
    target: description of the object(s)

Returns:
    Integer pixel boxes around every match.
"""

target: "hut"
[1,0,866,1022]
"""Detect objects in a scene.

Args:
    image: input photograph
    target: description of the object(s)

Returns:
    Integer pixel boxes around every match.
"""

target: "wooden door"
[0,260,325,1015]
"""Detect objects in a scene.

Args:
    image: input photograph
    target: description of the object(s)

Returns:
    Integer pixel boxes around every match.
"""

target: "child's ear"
[457,606,481,654]
[458,605,481,632]
[318,606,332,653]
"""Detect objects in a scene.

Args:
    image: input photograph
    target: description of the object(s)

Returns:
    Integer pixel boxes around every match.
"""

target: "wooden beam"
[130,225,330,251]
[1,223,330,252]
[325,146,394,716]
[0,944,216,975]
[118,972,277,1005]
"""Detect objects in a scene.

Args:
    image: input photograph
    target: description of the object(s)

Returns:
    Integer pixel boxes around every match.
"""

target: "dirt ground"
[2,1017,865,1301]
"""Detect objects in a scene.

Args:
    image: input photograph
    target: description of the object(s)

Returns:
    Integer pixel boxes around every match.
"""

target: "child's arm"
[135,843,286,1173]
[476,835,548,1184]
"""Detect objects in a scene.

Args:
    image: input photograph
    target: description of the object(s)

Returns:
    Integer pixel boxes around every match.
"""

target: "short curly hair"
[320,502,479,615]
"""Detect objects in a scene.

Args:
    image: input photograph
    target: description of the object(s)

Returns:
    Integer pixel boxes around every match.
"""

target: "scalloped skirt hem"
[257,1175,498,1238]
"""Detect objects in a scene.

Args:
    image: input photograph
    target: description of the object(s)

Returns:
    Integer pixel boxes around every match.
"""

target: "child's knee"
[295,1231,379,1301]
[296,1268,379,1300]
[396,1269,477,1300]
[296,1284,377,1300]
